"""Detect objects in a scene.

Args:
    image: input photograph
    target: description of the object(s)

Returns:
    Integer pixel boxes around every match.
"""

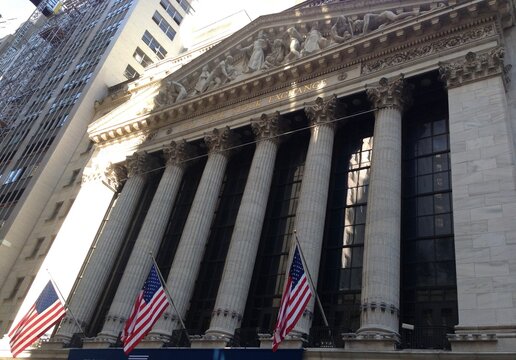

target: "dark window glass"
[185,146,254,334]
[133,47,153,67]
[4,277,24,301]
[400,72,457,350]
[151,11,176,40]
[142,30,167,59]
[241,129,309,341]
[87,166,164,336]
[312,98,374,347]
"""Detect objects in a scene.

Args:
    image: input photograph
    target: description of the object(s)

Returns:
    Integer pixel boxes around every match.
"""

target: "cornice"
[90,0,508,145]
[439,46,512,88]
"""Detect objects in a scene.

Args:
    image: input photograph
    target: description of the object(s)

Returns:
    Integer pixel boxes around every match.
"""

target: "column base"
[190,335,229,348]
[259,332,306,350]
[39,339,67,350]
[27,348,70,359]
[82,334,117,349]
[449,325,516,352]
[343,332,398,351]
[141,332,171,348]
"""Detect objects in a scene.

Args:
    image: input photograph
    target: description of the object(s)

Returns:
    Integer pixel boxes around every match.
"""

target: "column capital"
[104,162,127,192]
[366,75,411,112]
[125,151,156,178]
[439,47,512,89]
[251,111,283,143]
[204,127,240,156]
[304,95,338,127]
[163,140,196,168]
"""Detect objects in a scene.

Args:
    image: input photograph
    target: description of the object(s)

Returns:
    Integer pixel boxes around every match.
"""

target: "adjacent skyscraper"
[0,0,194,337]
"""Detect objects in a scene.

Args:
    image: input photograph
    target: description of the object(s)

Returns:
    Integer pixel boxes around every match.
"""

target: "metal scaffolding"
[0,0,94,136]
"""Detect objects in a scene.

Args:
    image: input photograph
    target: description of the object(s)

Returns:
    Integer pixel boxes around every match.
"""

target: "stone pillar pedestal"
[292,95,338,338]
[352,76,410,351]
[53,162,140,344]
[259,333,305,349]
[145,127,239,344]
[201,113,282,346]
[94,147,189,344]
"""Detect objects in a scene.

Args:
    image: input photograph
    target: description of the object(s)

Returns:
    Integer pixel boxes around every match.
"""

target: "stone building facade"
[33,0,516,358]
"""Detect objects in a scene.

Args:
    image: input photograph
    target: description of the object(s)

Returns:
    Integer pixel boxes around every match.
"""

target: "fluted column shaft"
[97,149,187,341]
[293,96,337,336]
[149,127,238,339]
[206,113,281,340]
[358,76,409,335]
[54,162,142,343]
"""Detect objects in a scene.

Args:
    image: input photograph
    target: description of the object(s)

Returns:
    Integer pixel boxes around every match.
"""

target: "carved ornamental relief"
[439,47,512,89]
[163,139,197,168]
[366,75,412,111]
[305,95,338,127]
[204,127,240,156]
[153,4,446,108]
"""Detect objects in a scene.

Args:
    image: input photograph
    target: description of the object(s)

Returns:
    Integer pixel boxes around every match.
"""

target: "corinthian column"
[290,95,338,340]
[90,151,173,344]
[52,161,141,344]
[147,127,239,342]
[352,76,410,350]
[201,113,283,346]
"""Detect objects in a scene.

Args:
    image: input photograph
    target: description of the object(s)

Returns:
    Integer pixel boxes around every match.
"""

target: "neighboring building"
[0,0,195,341]
[8,0,516,359]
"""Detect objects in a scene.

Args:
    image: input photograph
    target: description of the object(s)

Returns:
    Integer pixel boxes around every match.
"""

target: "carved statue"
[362,9,419,34]
[330,16,354,44]
[204,55,237,90]
[194,65,210,94]
[283,27,303,62]
[239,30,270,73]
[155,79,187,107]
[302,22,328,56]
[264,38,287,69]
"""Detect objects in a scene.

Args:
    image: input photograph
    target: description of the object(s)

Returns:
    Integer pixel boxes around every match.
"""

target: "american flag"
[272,243,312,351]
[122,264,169,355]
[9,281,66,358]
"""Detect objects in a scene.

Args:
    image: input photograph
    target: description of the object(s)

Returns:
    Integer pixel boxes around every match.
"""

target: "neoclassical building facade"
[34,0,516,358]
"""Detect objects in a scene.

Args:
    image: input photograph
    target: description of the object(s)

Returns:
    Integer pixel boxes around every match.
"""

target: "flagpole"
[292,230,331,329]
[148,253,190,345]
[45,269,86,337]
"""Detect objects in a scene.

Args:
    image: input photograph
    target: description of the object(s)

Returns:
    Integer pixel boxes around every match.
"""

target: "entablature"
[89,0,511,146]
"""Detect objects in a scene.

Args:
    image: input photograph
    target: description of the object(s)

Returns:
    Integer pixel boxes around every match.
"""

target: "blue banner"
[68,348,303,360]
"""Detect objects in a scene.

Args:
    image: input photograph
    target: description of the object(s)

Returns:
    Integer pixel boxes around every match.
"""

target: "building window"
[4,168,24,184]
[176,0,191,13]
[26,237,45,259]
[64,169,81,187]
[60,198,75,219]
[400,72,457,350]
[185,146,254,334]
[124,65,139,80]
[132,47,153,68]
[4,277,24,301]
[142,30,167,59]
[46,201,63,221]
[242,127,309,342]
[152,11,177,40]
[159,0,183,24]
[313,105,374,345]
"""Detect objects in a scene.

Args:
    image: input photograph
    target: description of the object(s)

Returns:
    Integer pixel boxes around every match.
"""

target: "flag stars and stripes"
[122,264,170,355]
[9,281,66,358]
[272,244,313,352]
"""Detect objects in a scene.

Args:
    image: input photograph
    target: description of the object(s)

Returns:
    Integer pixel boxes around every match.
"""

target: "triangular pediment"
[89,0,514,143]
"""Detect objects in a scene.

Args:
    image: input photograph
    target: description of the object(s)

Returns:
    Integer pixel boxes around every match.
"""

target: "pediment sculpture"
[153,3,446,108]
